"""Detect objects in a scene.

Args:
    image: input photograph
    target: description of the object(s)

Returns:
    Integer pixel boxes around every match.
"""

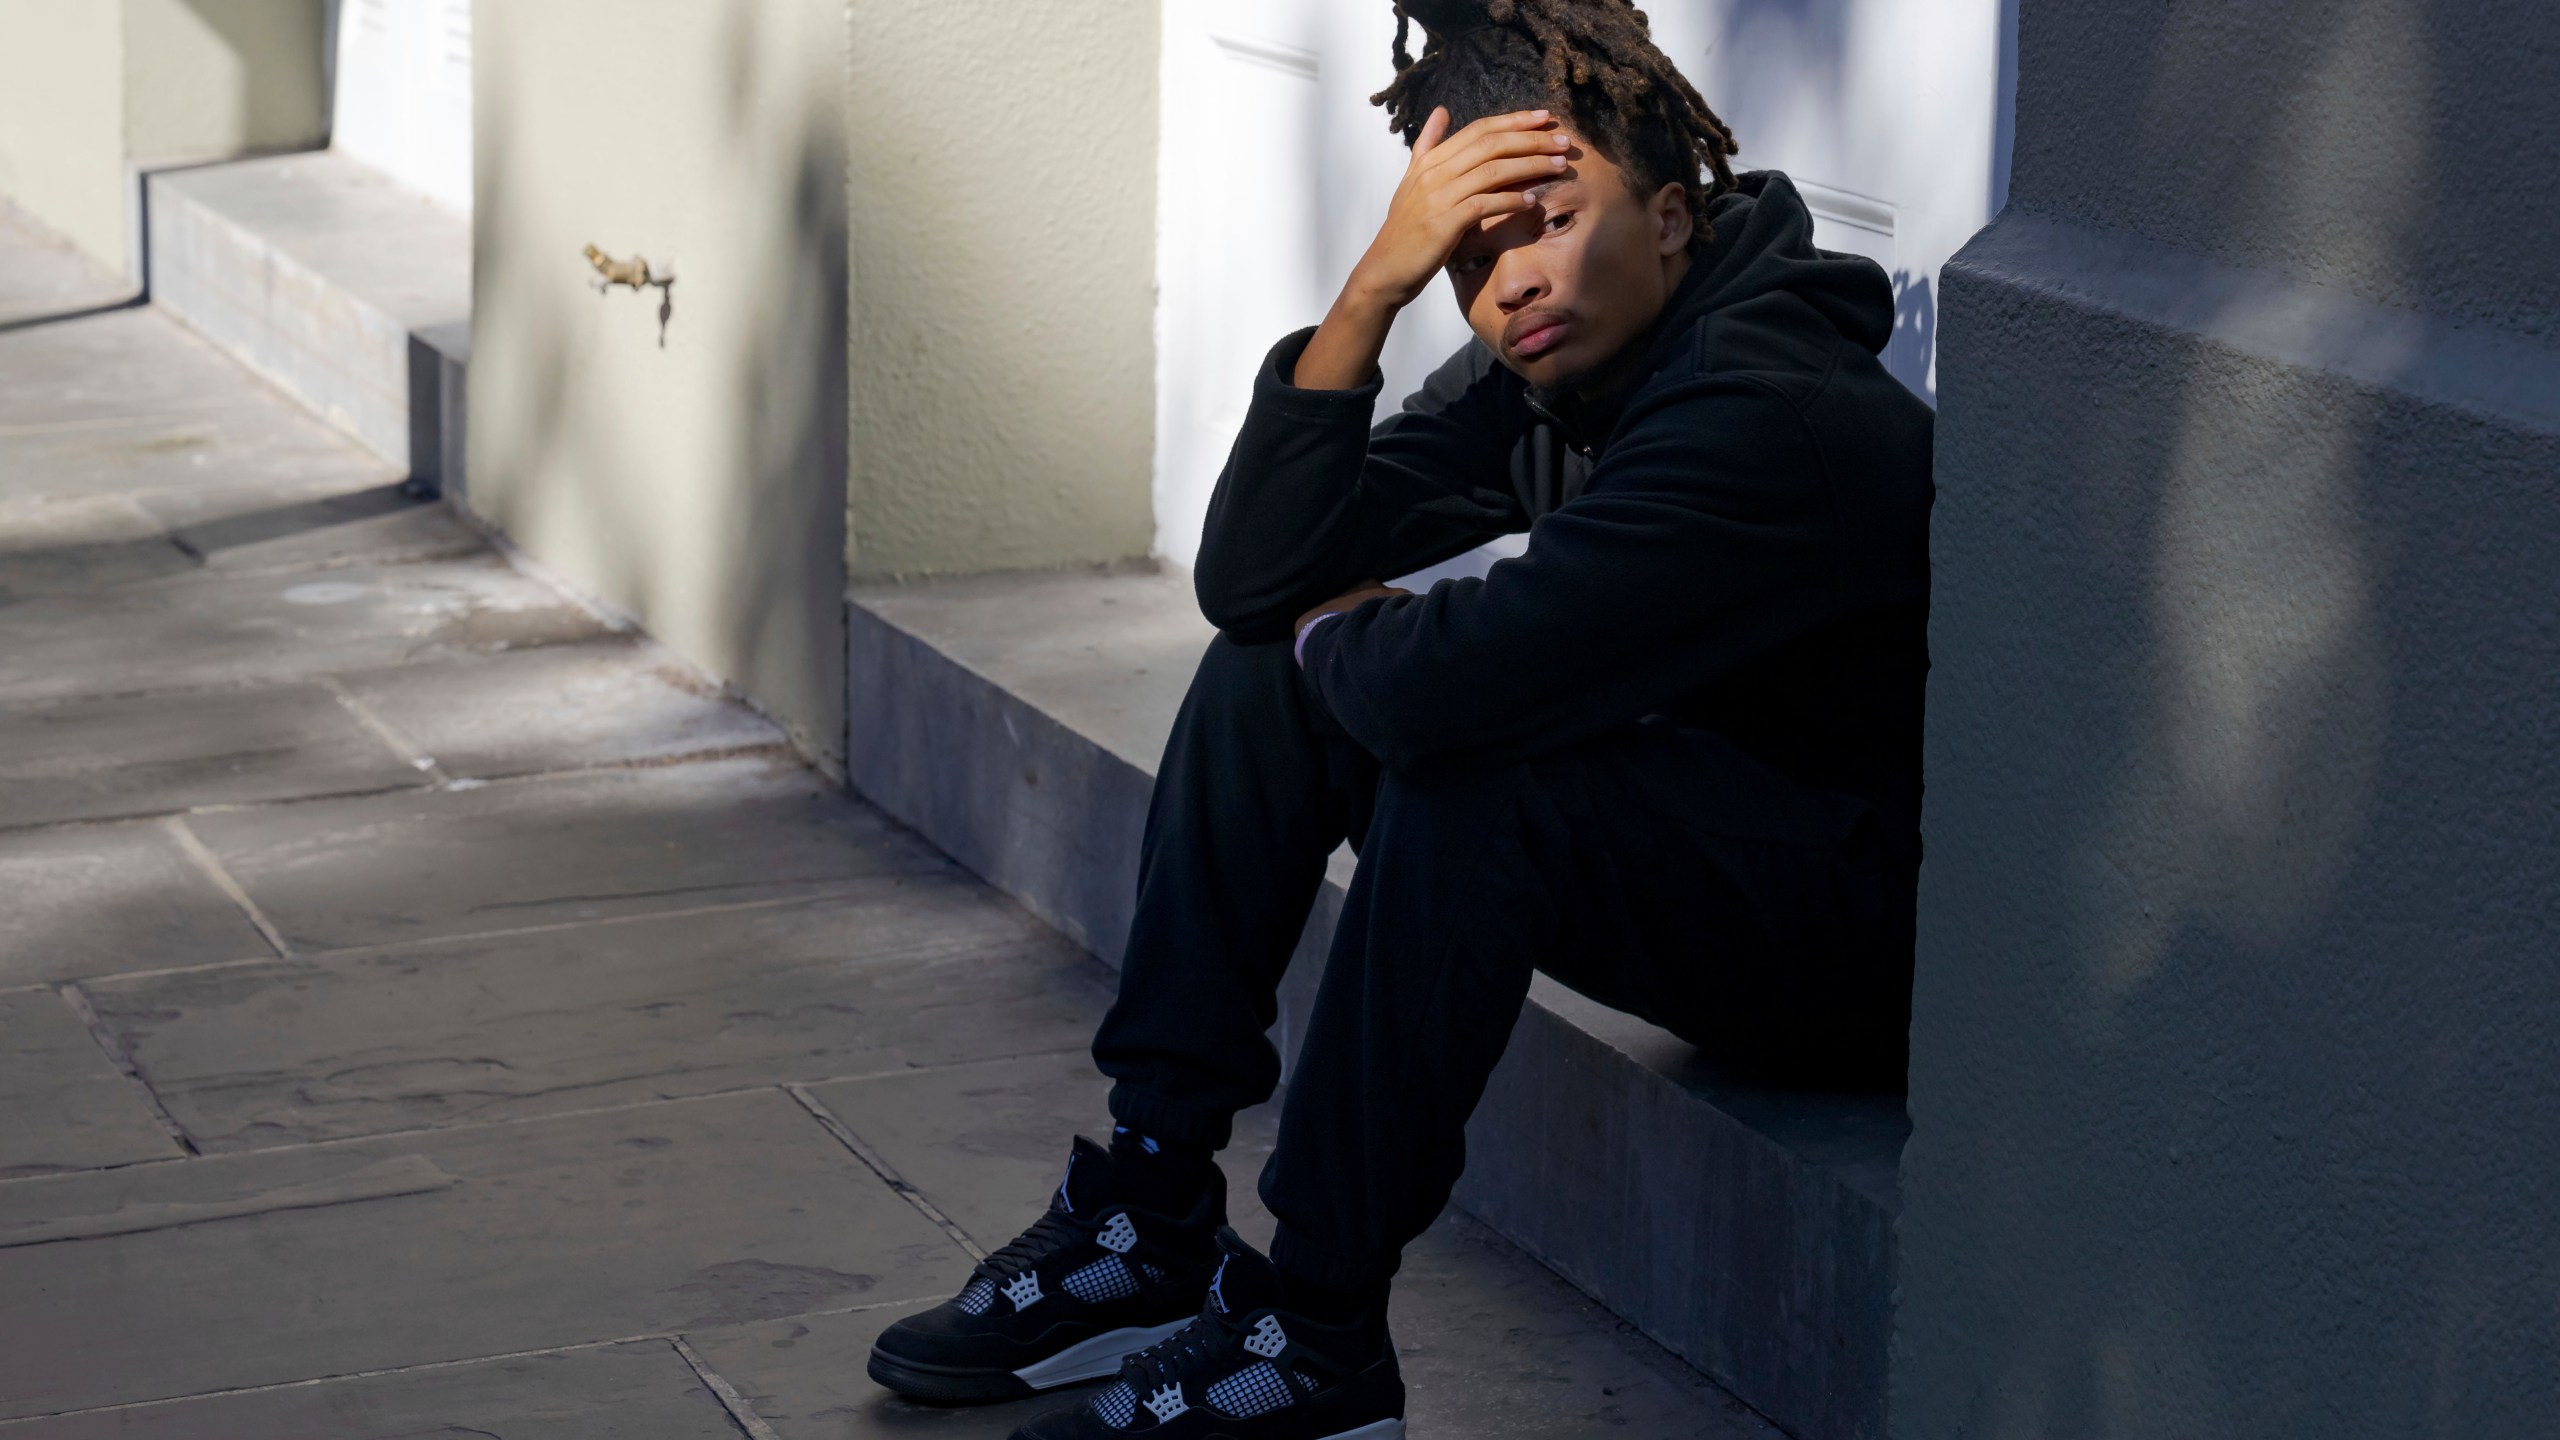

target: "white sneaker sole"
[1009,1318,1195,1389]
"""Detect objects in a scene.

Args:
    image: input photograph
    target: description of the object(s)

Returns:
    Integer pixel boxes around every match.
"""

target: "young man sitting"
[869,2,1933,1435]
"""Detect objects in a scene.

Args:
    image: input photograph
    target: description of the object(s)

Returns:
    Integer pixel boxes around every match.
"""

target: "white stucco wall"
[330,0,472,212]
[842,0,1161,579]
[469,0,849,769]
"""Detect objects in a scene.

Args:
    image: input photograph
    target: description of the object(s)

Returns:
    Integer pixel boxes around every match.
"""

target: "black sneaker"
[868,1137,1223,1403]
[1009,1229,1406,1440]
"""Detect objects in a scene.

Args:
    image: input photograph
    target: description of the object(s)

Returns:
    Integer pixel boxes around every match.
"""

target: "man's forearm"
[1291,288,1399,392]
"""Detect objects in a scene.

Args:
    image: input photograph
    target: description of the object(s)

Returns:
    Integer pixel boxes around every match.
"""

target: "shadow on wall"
[1889,270,1934,403]
[1907,0,2560,1434]
[1716,0,1847,147]
[710,0,850,769]
[467,0,848,769]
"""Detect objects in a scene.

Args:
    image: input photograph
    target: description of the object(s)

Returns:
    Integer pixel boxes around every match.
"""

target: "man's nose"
[1495,259,1547,310]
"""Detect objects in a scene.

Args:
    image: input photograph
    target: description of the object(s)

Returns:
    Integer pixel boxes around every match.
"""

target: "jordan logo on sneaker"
[1098,1213,1138,1254]
[1208,1255,1231,1313]
[1002,1272,1044,1312]
[1144,1383,1189,1421]
[1245,1315,1288,1358]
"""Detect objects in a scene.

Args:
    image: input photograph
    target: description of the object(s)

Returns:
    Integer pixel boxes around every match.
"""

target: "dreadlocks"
[1371,0,1741,248]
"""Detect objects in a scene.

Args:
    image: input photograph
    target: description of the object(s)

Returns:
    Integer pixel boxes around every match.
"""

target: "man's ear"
[1653,183,1694,255]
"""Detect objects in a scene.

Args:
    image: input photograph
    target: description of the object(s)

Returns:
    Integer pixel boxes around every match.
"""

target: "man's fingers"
[1416,124,1570,189]
[1410,105,1453,163]
[1443,107,1554,142]
[1433,154,1570,209]
[1457,190,1540,225]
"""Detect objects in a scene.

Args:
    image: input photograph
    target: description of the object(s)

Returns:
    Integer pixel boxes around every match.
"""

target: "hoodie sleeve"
[1192,329,1530,641]
[1296,374,1834,771]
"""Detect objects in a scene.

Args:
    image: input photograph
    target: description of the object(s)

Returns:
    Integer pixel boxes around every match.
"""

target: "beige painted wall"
[124,0,329,163]
[843,0,1158,577]
[470,0,850,770]
[0,2,127,268]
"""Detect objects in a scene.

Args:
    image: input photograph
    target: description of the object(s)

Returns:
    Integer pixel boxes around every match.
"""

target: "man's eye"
[1449,254,1490,274]
[1544,211,1573,233]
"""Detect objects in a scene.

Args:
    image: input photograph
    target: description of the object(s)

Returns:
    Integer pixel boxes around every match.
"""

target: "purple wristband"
[1293,610,1345,668]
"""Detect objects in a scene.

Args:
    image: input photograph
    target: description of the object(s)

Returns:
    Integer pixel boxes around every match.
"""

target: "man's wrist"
[1293,610,1346,669]
[1328,279,1404,334]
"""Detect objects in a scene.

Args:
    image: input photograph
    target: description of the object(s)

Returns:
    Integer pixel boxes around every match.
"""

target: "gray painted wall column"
[1896,2,2559,1436]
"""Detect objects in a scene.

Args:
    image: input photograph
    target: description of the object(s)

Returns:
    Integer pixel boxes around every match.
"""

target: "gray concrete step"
[847,568,1908,1440]
[143,151,468,484]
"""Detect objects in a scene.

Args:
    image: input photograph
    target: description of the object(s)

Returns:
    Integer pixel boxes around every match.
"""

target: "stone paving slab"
[0,555,607,705]
[685,1303,1080,1437]
[0,411,391,506]
[90,886,1114,1150]
[0,309,341,432]
[184,757,953,953]
[0,681,424,827]
[335,637,790,780]
[804,1050,1161,1252]
[0,1339,739,1440]
[0,305,393,508]
[0,987,180,1178]
[762,1053,1782,1439]
[0,820,268,985]
[0,1088,971,1419]
[0,493,193,599]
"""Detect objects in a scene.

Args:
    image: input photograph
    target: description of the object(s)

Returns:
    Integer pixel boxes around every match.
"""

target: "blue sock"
[1109,1124,1217,1215]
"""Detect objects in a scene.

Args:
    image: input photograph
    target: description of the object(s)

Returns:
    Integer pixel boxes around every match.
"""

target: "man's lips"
[1504,311,1572,359]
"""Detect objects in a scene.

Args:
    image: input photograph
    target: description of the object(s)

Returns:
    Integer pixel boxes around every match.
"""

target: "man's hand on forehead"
[1348,107,1573,311]
[1291,105,1570,391]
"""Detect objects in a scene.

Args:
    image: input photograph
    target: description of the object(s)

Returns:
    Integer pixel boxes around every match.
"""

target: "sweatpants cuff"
[1270,1222,1402,1294]
[1106,1081,1236,1152]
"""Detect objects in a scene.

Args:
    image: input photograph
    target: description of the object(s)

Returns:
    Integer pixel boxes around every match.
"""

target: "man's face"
[1443,130,1691,393]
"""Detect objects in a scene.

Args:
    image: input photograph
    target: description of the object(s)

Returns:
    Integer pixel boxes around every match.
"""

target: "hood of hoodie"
[1667,171,1896,359]
[1529,171,1896,457]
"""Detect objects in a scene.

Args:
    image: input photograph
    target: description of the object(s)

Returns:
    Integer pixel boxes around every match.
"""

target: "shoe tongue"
[1054,1136,1117,1216]
[1205,1228,1281,1318]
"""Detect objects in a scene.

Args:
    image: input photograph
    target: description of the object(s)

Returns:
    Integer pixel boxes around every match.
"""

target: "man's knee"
[1180,632,1328,743]
[1354,761,1549,897]
[1193,630,1297,697]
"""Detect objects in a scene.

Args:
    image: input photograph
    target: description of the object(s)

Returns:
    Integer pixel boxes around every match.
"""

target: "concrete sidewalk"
[0,208,1774,1438]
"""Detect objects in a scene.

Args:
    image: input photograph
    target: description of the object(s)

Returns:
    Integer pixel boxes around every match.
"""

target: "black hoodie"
[1194,173,1934,835]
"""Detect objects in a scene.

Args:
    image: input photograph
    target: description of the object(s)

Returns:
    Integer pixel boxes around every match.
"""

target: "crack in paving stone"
[784,1084,987,1262]
[54,983,197,1157]
[0,1153,455,1247]
[160,813,290,956]
[668,1335,786,1440]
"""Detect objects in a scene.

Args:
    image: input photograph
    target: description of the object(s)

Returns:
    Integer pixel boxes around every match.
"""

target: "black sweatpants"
[1092,635,1915,1292]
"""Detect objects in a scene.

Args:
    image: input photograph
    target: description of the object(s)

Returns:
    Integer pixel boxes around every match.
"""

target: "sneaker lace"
[979,1205,1085,1280]
[1115,1307,1241,1397]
